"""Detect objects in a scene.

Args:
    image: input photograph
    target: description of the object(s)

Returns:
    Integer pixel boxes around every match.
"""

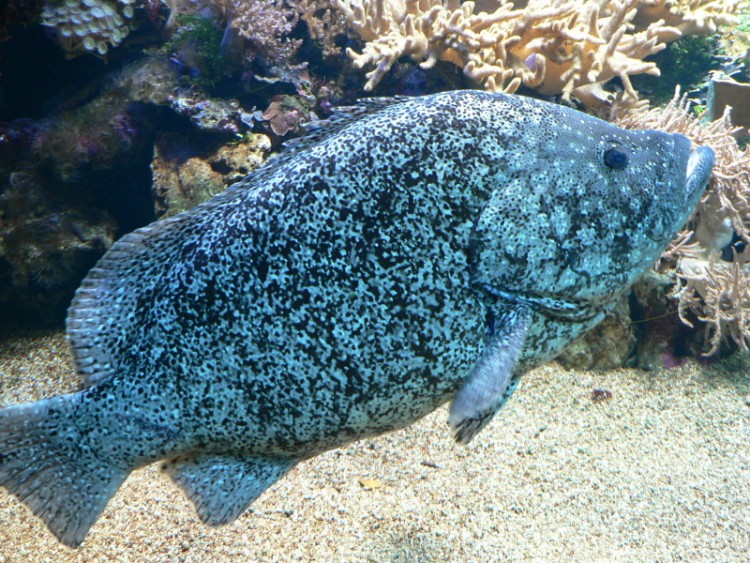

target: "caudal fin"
[0,395,129,547]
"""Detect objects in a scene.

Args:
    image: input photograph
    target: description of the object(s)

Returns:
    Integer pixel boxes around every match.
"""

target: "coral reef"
[151,132,271,216]
[33,93,152,181]
[632,0,743,35]
[616,91,750,355]
[719,0,750,61]
[301,0,351,58]
[42,0,137,57]
[165,0,307,83]
[158,13,231,90]
[677,251,750,355]
[115,56,178,105]
[230,0,305,79]
[261,94,315,136]
[169,93,246,133]
[0,57,172,322]
[337,0,743,110]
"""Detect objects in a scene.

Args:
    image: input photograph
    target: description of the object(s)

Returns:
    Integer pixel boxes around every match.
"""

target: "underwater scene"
[0,0,749,560]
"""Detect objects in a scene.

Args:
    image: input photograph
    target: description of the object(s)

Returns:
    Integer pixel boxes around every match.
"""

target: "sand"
[0,327,748,562]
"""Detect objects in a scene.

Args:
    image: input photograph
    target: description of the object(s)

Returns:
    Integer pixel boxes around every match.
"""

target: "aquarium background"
[0,2,749,560]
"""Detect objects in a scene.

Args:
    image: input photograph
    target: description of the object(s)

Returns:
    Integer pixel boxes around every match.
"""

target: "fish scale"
[0,90,714,547]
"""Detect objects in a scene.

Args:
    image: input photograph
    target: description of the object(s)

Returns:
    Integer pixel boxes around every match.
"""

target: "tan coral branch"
[337,0,741,110]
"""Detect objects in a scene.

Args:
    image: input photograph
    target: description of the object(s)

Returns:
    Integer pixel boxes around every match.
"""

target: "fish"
[0,90,714,547]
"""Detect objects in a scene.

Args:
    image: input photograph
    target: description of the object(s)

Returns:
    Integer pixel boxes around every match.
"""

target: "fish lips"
[681,135,714,206]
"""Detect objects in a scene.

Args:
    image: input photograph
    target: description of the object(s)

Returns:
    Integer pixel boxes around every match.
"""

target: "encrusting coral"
[337,0,743,110]
[616,91,750,355]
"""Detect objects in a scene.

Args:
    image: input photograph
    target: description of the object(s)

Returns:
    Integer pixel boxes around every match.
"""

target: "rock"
[151,133,271,217]
[0,171,117,323]
[631,269,689,369]
[358,478,383,490]
[557,294,635,370]
[707,75,750,137]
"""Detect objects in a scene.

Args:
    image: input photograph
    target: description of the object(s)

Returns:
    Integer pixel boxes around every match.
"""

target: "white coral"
[42,0,137,57]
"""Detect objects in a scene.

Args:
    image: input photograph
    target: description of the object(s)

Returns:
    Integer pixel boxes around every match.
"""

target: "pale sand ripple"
[0,328,748,561]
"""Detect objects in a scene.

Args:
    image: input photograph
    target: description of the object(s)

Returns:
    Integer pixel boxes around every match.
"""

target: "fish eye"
[603,146,628,170]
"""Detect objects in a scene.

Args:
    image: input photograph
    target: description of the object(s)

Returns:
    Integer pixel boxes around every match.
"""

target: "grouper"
[0,90,714,547]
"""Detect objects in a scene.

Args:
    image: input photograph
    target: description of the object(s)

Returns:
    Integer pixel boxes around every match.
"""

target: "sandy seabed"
[0,327,748,562]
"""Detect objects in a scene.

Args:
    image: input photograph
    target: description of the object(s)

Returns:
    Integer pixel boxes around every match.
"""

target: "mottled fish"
[0,90,714,547]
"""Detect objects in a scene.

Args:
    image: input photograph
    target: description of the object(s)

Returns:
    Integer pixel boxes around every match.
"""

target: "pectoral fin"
[449,304,532,445]
[162,453,296,525]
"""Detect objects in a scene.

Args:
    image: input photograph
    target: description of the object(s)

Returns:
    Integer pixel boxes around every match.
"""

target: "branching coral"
[336,0,742,109]
[231,0,306,78]
[616,91,750,355]
[632,0,744,36]
[165,0,306,79]
[301,0,350,58]
[677,251,750,355]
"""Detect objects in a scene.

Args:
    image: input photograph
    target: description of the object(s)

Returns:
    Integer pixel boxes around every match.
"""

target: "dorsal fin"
[274,96,412,162]
[66,220,177,387]
[65,182,251,388]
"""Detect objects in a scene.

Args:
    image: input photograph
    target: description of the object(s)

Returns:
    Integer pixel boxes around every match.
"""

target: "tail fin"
[0,395,129,547]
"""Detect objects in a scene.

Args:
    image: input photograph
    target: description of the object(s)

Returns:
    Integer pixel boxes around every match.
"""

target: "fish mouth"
[685,145,714,201]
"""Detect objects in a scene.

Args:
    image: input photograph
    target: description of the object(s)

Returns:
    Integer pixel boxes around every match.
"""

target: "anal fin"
[161,453,296,525]
[449,304,532,445]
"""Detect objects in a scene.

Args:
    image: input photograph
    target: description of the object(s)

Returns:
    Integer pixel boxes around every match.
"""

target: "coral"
[158,13,230,90]
[719,1,750,61]
[261,95,311,136]
[230,0,304,77]
[632,0,744,36]
[33,91,151,181]
[41,0,137,57]
[301,0,350,58]
[165,0,306,81]
[616,91,750,355]
[676,251,750,355]
[115,57,179,105]
[336,0,742,110]
[150,132,271,216]
[0,0,43,43]
[169,93,246,133]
